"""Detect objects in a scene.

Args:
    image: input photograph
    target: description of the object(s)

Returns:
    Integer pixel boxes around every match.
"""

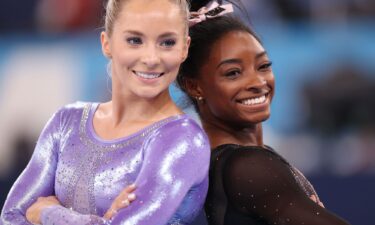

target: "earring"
[195,96,204,101]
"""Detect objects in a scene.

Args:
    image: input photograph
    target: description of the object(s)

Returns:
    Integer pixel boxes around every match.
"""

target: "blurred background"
[0,0,374,224]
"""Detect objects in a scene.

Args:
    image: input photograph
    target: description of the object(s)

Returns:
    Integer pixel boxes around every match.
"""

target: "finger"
[37,196,46,201]
[104,208,117,220]
[120,199,130,208]
[113,198,130,210]
[121,184,136,195]
[105,197,132,220]
[116,187,136,204]
[128,193,136,202]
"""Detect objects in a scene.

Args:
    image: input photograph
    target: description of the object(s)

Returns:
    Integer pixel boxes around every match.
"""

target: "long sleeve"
[222,147,350,225]
[0,110,62,225]
[35,117,210,225]
[110,118,210,224]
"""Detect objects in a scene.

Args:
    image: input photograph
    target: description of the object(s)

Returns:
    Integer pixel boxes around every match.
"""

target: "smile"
[133,71,164,79]
[239,95,267,106]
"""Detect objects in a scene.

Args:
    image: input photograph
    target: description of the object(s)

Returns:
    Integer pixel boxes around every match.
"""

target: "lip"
[133,70,164,82]
[236,93,270,110]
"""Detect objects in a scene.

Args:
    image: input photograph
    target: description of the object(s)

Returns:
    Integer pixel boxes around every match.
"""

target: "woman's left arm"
[110,118,210,225]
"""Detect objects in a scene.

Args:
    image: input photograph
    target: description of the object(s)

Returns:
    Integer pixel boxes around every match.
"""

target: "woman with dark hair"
[176,0,351,224]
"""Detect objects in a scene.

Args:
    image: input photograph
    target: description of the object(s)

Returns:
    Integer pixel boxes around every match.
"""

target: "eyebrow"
[123,30,143,36]
[123,30,178,38]
[216,51,268,69]
[256,51,268,59]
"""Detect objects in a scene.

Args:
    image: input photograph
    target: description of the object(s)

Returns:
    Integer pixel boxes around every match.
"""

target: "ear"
[101,31,112,59]
[184,77,203,99]
[181,36,191,62]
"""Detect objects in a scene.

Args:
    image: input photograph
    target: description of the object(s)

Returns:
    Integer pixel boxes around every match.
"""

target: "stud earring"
[195,96,204,101]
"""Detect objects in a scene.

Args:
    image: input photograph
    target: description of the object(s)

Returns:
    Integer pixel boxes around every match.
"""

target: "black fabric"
[205,144,350,225]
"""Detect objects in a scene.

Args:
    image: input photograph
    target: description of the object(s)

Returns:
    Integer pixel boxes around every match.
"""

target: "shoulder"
[219,145,295,188]
[53,101,95,122]
[146,114,210,155]
[215,145,288,167]
[153,115,208,143]
[57,101,93,115]
[159,114,204,132]
[41,101,95,133]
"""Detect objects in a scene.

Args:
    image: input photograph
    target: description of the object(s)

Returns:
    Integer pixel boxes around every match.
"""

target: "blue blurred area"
[309,174,375,225]
[1,1,375,224]
[257,20,375,132]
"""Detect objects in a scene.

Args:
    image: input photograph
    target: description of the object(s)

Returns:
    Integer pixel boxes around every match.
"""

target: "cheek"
[116,50,138,68]
[161,51,184,70]
[205,87,234,114]
[268,75,276,101]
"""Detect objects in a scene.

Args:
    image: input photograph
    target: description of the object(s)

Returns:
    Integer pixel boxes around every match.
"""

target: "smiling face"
[101,0,190,99]
[194,31,275,127]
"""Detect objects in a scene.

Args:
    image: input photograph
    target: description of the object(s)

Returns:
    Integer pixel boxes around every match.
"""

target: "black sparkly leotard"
[205,144,350,225]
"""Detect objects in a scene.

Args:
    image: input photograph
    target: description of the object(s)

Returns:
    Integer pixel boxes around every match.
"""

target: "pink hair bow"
[189,0,234,27]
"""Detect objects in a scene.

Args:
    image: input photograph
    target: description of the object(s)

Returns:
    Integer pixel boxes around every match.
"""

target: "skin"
[187,30,274,148]
[25,0,190,223]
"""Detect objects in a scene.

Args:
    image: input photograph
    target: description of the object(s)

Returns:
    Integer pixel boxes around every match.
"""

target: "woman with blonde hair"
[1,0,210,224]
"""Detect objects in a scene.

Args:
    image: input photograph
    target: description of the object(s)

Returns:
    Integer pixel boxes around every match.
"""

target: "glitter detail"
[289,166,320,202]
[64,103,182,214]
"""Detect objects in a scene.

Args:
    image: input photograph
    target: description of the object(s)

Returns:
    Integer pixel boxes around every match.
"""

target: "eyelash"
[259,62,272,71]
[224,69,241,78]
[126,37,142,45]
[126,37,176,48]
[161,39,176,48]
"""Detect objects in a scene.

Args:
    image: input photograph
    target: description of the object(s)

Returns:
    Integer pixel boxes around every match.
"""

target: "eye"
[224,69,241,79]
[259,61,272,71]
[126,37,142,46]
[160,39,176,48]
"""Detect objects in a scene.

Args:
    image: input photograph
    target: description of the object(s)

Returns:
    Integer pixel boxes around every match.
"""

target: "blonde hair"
[104,0,190,37]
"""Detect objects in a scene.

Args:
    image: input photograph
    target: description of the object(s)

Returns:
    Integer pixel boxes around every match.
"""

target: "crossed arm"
[1,111,210,225]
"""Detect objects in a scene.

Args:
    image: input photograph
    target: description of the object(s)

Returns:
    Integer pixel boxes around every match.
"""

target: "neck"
[199,110,263,149]
[107,89,182,126]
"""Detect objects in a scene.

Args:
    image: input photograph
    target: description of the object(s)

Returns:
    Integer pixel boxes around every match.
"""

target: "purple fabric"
[1,102,210,225]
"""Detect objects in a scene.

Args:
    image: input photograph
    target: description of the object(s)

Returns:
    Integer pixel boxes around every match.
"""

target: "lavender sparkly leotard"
[1,102,210,225]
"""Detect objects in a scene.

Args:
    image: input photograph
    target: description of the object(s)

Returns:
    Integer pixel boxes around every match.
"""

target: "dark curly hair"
[177,1,261,110]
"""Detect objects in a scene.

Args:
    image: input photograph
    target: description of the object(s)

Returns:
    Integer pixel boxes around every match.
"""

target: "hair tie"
[189,0,234,27]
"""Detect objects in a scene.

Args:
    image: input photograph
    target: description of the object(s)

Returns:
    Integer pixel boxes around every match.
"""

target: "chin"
[245,113,271,125]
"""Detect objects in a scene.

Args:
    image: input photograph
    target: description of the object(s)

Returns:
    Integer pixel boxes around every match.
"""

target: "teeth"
[135,71,162,79]
[241,95,266,105]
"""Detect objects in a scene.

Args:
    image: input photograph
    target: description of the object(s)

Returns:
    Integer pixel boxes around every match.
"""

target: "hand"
[26,196,61,224]
[310,195,325,208]
[104,184,137,219]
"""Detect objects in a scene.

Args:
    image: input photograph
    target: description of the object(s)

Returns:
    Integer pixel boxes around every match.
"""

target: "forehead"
[115,0,185,31]
[209,31,265,61]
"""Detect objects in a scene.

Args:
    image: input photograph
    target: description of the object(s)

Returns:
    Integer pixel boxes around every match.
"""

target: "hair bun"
[189,0,223,12]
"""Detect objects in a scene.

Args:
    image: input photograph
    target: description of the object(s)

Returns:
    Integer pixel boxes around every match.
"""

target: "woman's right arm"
[222,148,351,225]
[0,110,62,225]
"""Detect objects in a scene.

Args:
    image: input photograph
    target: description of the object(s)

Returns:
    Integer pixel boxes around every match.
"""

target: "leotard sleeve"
[222,147,350,225]
[1,109,63,225]
[27,117,210,225]
[109,117,210,224]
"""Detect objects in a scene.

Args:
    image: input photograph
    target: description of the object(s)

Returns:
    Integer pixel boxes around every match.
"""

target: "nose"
[245,72,267,93]
[141,44,161,68]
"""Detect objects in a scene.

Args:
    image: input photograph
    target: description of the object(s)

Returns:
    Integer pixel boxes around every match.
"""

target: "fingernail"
[128,193,136,200]
[122,199,130,206]
[130,184,136,188]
